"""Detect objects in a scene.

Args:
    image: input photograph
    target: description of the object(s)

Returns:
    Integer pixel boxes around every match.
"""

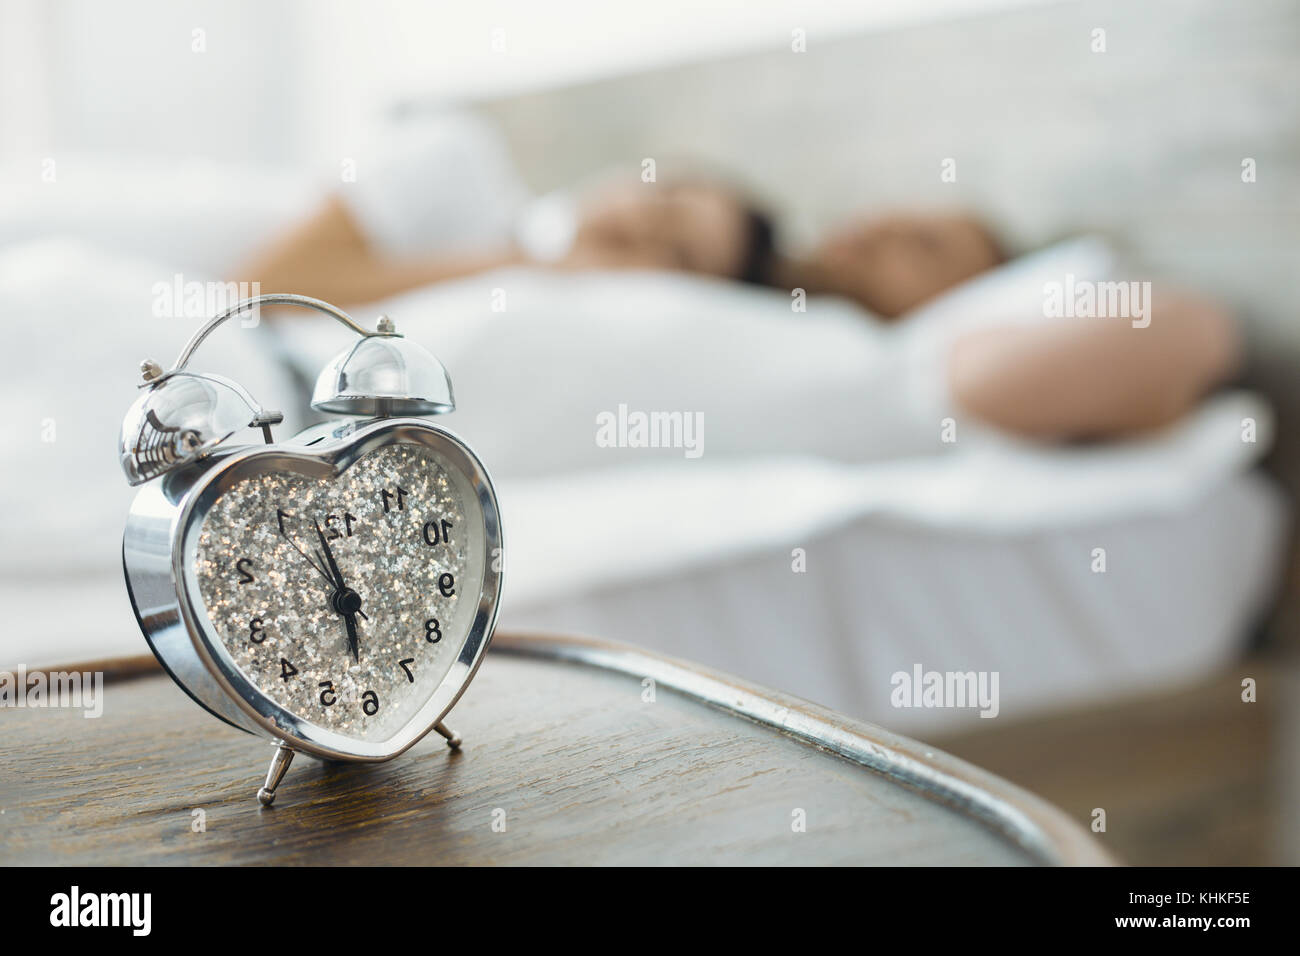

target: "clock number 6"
[362,690,380,716]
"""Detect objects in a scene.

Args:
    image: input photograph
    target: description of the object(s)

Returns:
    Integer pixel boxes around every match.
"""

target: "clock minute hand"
[314,518,362,662]
[313,518,346,591]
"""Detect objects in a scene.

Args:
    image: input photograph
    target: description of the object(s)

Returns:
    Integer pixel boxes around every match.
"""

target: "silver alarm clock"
[119,295,502,805]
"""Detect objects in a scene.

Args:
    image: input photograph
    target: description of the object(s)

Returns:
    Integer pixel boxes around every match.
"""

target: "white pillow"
[900,235,1121,336]
[271,267,959,481]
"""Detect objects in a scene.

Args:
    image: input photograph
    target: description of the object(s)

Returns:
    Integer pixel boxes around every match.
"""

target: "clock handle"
[167,293,378,377]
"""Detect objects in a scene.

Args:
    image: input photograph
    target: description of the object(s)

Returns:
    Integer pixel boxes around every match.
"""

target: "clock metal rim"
[164,417,503,762]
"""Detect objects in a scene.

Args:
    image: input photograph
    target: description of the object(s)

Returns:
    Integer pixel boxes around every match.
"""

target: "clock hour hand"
[343,611,360,663]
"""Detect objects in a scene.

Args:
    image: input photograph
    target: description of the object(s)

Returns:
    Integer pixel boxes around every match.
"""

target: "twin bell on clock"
[118,294,503,806]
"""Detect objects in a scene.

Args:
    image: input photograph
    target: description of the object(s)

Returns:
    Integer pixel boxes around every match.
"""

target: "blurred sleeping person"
[240,112,1241,468]
[241,112,776,307]
[786,211,1243,443]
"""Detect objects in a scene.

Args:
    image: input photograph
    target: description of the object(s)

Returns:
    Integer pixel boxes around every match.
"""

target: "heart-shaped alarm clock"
[119,294,502,805]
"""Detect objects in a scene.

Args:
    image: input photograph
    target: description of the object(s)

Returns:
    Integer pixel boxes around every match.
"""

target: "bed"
[0,222,1286,737]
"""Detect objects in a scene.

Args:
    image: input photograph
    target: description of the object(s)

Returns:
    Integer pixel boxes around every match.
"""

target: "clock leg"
[434,721,462,750]
[257,742,296,806]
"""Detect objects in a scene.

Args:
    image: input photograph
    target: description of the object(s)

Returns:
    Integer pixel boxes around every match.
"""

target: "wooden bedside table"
[0,633,1109,866]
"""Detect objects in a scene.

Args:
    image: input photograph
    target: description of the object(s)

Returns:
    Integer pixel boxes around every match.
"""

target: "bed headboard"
[477,0,1298,339]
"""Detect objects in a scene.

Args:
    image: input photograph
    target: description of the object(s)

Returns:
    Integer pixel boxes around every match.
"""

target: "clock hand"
[314,518,365,662]
[278,526,335,589]
[313,518,346,591]
[343,611,360,663]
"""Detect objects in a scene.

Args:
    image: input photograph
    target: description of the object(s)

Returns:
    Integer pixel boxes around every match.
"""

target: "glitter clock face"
[192,442,486,742]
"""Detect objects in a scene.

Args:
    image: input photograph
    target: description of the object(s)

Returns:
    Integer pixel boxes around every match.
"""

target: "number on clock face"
[192,443,486,741]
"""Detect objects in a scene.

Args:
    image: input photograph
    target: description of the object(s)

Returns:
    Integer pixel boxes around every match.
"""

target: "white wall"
[0,0,1056,169]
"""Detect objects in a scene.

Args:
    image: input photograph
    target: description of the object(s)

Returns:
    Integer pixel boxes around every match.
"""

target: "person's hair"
[737,206,778,286]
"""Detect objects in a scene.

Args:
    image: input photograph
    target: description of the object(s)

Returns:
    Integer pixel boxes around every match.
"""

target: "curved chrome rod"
[168,294,375,373]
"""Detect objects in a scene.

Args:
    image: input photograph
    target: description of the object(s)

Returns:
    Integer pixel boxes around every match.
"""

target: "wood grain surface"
[0,638,1071,866]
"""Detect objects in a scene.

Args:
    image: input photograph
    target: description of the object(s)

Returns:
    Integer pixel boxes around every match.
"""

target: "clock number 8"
[424,618,442,643]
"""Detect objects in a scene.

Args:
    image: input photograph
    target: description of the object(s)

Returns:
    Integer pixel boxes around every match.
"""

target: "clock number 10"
[423,518,453,547]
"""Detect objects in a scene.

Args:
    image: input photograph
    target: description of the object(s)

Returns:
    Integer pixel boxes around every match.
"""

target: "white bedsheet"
[494,395,1287,732]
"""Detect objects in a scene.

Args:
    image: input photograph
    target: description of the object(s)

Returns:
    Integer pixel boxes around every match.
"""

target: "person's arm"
[233,195,524,307]
[947,289,1242,439]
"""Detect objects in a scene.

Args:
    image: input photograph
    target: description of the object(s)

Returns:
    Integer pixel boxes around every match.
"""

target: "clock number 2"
[235,557,255,585]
